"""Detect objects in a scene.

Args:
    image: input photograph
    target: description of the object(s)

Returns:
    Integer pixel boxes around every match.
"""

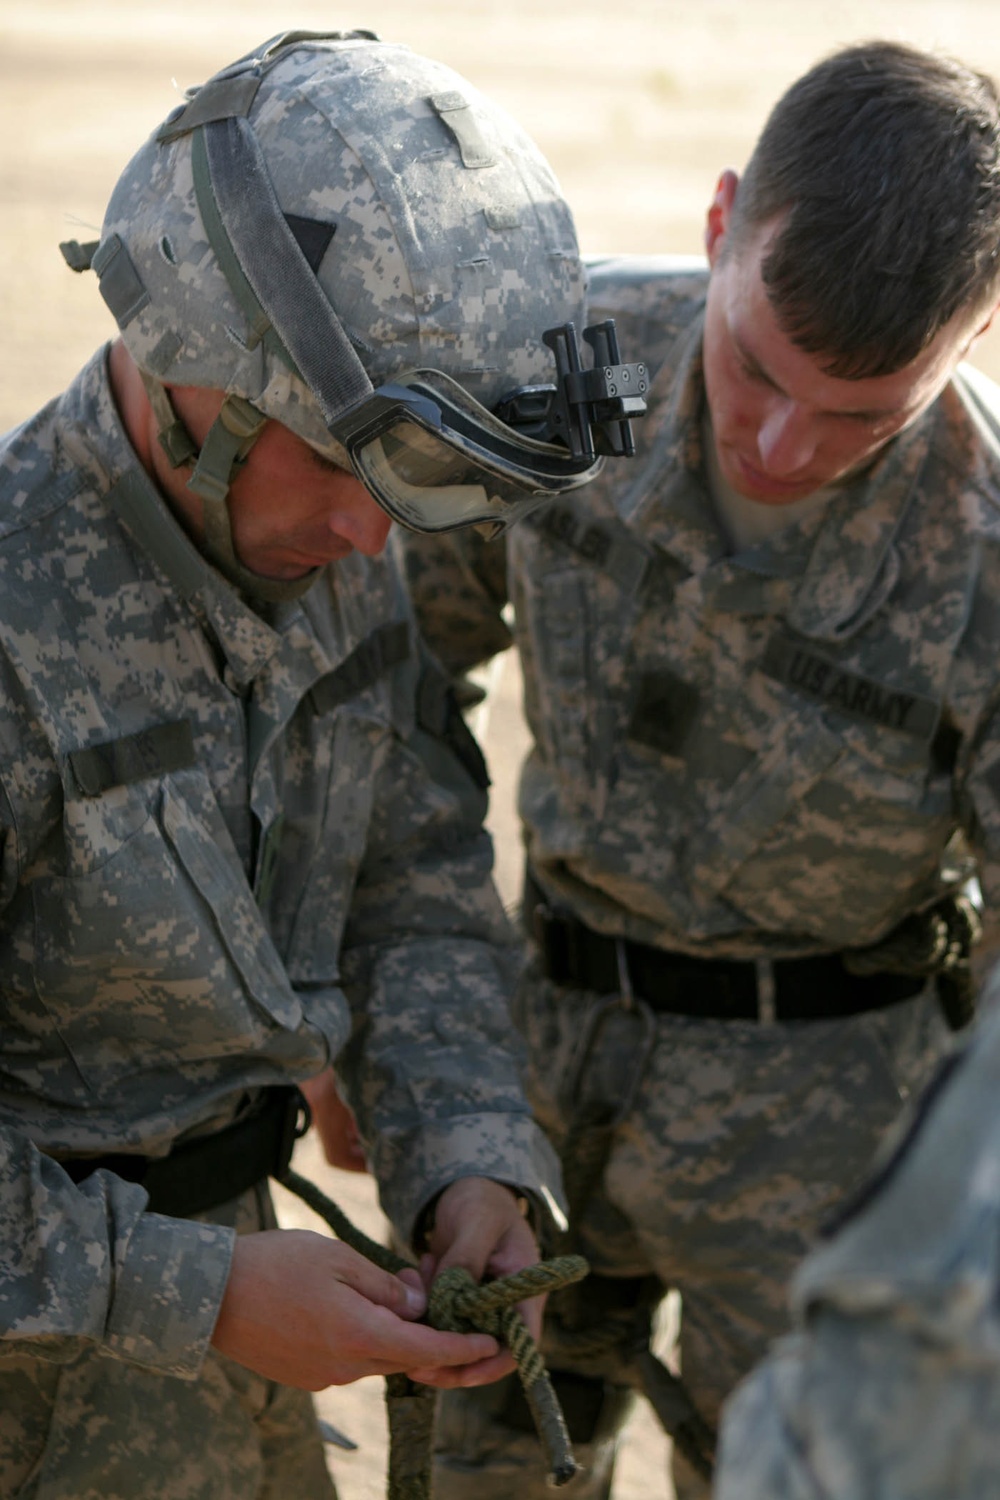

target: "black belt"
[56,1086,307,1218]
[525,872,924,1021]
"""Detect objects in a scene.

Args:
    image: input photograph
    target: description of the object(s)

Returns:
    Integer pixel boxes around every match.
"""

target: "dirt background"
[6,2,1000,1495]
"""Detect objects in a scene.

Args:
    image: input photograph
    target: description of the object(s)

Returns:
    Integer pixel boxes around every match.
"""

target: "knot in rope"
[428,1258,587,1388]
[426,1256,588,1487]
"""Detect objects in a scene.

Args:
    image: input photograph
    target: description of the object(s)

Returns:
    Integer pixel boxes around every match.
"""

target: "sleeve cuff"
[374,1112,567,1250]
[102,1211,236,1379]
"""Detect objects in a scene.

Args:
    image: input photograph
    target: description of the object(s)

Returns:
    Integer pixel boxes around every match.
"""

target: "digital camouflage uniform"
[398,256,1000,1499]
[716,973,1000,1500]
[0,349,561,1498]
[0,31,592,1499]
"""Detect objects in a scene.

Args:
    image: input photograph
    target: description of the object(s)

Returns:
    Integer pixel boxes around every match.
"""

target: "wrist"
[414,1177,531,1252]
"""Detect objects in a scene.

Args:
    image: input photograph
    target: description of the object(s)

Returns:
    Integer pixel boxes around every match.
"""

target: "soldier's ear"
[954,297,1000,367]
[972,298,1000,342]
[705,170,739,266]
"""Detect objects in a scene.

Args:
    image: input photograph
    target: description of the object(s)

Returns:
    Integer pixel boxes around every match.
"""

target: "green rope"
[427,1260,589,1487]
[282,1166,403,1271]
[280,1168,589,1497]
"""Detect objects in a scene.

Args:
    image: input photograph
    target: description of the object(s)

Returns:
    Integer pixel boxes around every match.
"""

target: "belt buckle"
[754,957,777,1024]
[558,949,657,1130]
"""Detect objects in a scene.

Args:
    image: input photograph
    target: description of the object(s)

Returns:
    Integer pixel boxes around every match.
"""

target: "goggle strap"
[190,126,281,360]
[197,113,374,423]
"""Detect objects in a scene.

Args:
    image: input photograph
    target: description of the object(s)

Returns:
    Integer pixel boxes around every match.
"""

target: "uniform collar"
[617,311,727,574]
[104,462,292,689]
[784,422,931,640]
[69,348,313,691]
[616,314,939,641]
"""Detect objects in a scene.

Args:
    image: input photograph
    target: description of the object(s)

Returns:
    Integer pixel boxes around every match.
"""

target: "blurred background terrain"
[5,3,1000,1494]
[5,0,1000,430]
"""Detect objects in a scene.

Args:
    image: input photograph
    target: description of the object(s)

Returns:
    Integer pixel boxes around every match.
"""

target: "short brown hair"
[728,41,1000,377]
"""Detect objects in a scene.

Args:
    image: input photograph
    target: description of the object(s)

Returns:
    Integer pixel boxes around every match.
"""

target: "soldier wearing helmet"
[0,31,642,1499]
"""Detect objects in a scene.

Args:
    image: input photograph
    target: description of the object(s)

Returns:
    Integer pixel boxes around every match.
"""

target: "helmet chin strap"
[140,372,322,602]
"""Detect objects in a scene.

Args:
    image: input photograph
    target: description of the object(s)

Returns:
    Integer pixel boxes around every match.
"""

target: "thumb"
[332,1246,428,1322]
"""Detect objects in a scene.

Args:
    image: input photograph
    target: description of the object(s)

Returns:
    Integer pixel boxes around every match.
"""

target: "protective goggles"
[330,322,649,535]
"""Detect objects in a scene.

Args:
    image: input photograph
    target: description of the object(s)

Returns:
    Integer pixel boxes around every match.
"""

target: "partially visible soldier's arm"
[0,768,238,1376]
[961,683,1000,962]
[332,628,564,1257]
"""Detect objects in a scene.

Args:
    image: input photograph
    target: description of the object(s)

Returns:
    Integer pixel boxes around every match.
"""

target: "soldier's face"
[122,351,394,580]
[224,421,393,579]
[701,187,984,506]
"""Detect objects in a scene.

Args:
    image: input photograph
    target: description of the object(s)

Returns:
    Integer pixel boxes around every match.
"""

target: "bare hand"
[300,1069,368,1173]
[210,1229,498,1389]
[407,1176,543,1389]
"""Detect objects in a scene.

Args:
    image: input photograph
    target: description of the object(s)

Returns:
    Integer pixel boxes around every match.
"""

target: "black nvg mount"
[494,320,648,461]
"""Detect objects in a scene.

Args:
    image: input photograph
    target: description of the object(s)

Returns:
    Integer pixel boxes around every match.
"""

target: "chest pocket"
[605,597,954,941]
[29,754,303,1098]
[265,710,387,988]
[705,636,953,943]
[256,622,413,987]
[678,708,848,900]
[513,508,648,829]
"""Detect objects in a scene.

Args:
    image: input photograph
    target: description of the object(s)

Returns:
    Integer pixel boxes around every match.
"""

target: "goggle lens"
[352,418,547,532]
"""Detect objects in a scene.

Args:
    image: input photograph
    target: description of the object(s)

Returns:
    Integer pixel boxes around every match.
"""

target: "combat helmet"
[63,30,646,594]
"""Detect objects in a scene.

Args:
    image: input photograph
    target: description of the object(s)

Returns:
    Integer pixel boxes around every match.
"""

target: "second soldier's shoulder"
[584,251,708,309]
[930,364,1000,537]
[584,253,708,381]
[951,362,1000,460]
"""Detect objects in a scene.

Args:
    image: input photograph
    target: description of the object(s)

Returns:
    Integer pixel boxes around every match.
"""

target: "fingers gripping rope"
[280,1168,589,1496]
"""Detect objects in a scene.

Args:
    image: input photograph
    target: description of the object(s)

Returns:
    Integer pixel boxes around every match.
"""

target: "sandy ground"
[7,2,1000,1494]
